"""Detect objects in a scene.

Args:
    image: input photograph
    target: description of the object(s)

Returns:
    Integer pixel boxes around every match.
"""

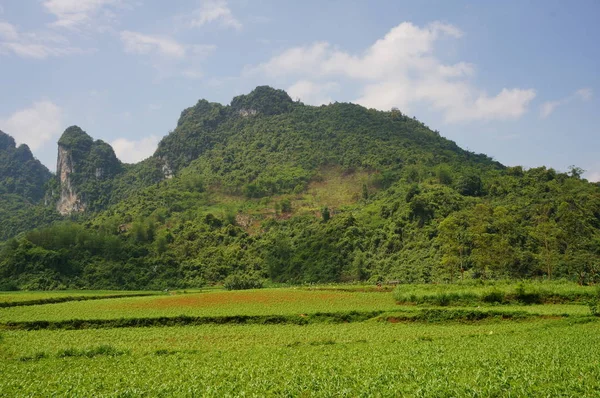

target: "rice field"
[0,288,400,322]
[0,290,159,304]
[0,283,598,396]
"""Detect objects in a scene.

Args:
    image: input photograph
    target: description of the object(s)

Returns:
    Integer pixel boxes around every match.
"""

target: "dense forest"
[1,87,599,290]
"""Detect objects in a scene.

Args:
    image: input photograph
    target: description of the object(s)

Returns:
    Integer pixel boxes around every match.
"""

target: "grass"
[0,282,598,396]
[0,288,400,323]
[393,281,597,306]
[1,320,599,396]
[0,290,161,304]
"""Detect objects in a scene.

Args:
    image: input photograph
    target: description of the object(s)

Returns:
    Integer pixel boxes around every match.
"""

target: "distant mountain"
[0,130,52,202]
[0,130,59,241]
[0,87,598,290]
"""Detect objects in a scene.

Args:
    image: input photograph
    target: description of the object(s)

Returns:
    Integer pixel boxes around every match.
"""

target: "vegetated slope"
[0,130,52,202]
[1,86,599,290]
[0,130,60,241]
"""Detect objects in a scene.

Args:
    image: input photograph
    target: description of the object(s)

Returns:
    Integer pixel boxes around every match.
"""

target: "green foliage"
[589,285,600,316]
[1,86,599,289]
[231,86,296,116]
[0,130,54,237]
[321,206,331,222]
[456,173,483,196]
[223,273,265,290]
[435,164,454,185]
[280,198,292,213]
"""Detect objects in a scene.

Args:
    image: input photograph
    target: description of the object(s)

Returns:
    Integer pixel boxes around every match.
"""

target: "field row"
[1,286,597,324]
[0,290,163,304]
[1,319,599,396]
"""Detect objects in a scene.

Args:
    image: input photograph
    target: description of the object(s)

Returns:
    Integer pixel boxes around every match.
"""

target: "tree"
[456,174,483,196]
[321,206,331,222]
[436,165,453,185]
[568,165,585,179]
[437,213,472,281]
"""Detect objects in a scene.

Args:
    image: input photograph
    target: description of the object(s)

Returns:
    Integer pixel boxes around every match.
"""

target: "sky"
[0,0,598,181]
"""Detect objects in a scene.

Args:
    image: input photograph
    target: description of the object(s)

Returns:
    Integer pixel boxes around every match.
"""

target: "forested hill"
[1,86,599,290]
[0,130,52,202]
[0,130,60,242]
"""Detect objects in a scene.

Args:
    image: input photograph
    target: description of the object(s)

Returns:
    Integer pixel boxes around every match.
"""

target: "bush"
[0,280,19,291]
[482,289,505,304]
[223,273,264,290]
[514,284,543,305]
[589,286,600,316]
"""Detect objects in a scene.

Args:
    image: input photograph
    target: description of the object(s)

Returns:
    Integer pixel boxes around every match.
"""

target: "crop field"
[0,290,159,304]
[1,283,599,396]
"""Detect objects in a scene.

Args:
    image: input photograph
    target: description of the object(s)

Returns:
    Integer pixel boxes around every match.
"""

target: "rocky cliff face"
[56,144,85,215]
[55,126,123,215]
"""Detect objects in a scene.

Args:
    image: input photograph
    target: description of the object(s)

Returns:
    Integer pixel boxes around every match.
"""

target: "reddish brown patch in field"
[106,290,347,310]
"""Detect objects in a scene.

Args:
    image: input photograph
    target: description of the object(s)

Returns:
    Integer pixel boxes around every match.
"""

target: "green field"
[1,283,599,396]
[0,290,161,303]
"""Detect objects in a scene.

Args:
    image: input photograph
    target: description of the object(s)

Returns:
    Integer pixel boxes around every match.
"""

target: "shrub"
[19,351,48,362]
[223,273,264,290]
[482,289,505,304]
[57,345,126,358]
[514,284,543,305]
[433,293,452,306]
[589,286,600,316]
[0,280,19,291]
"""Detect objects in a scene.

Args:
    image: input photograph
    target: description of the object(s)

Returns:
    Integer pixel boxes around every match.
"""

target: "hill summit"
[0,130,52,202]
[56,126,122,215]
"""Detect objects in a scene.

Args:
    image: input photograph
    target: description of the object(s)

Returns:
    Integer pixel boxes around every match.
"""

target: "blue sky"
[0,0,598,181]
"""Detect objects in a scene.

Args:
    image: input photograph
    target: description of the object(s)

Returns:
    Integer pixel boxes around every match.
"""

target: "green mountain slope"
[0,130,52,202]
[1,87,599,290]
[0,130,60,242]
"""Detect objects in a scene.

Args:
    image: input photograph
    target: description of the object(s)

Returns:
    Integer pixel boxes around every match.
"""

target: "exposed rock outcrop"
[55,126,122,215]
[56,144,85,215]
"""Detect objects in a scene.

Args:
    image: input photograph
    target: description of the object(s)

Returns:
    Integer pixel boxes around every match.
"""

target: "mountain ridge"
[0,86,598,290]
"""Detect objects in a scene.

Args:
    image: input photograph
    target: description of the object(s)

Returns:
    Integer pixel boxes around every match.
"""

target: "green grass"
[1,320,599,396]
[0,288,400,323]
[0,290,161,304]
[0,283,598,396]
[393,281,597,305]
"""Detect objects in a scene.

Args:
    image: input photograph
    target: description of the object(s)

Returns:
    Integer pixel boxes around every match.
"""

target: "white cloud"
[121,31,187,58]
[247,22,536,123]
[0,21,87,58]
[190,0,242,30]
[575,88,593,101]
[42,0,129,30]
[0,101,63,151]
[540,87,593,119]
[539,100,560,119]
[248,42,329,77]
[446,88,536,123]
[288,81,339,106]
[0,22,18,40]
[120,31,216,59]
[120,30,216,79]
[111,135,160,163]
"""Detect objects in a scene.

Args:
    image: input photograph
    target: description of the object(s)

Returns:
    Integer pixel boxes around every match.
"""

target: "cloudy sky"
[0,0,598,181]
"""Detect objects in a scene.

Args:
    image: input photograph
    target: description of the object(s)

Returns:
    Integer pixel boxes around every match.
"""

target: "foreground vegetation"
[2,320,599,396]
[0,282,598,396]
